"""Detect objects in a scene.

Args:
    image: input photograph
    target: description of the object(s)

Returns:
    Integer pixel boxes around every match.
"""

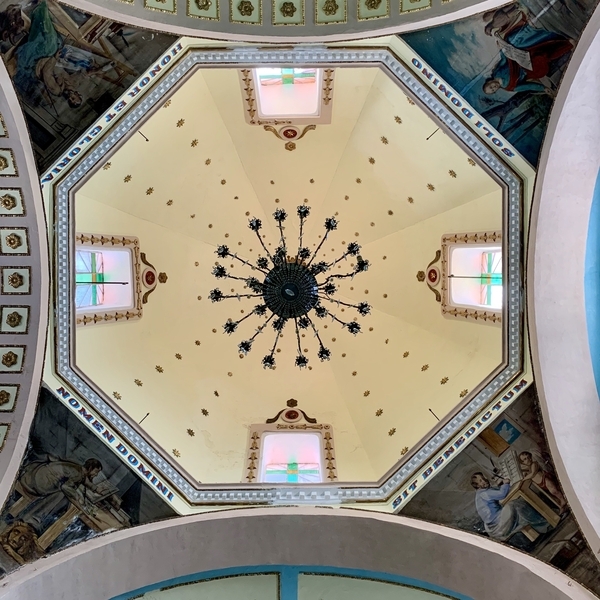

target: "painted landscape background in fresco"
[400,387,600,594]
[402,0,599,165]
[0,388,176,576]
[0,0,176,172]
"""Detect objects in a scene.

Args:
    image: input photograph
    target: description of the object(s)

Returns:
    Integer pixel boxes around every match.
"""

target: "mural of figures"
[401,0,599,165]
[400,387,600,594]
[0,0,176,171]
[0,387,176,577]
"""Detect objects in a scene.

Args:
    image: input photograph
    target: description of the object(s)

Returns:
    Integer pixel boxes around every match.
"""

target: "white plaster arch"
[56,0,508,43]
[0,62,50,504]
[0,508,593,600]
[528,8,600,558]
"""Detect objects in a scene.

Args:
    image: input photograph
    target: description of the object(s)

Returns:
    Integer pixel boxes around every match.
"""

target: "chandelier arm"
[320,272,355,284]
[306,231,330,267]
[293,318,304,357]
[248,313,275,343]
[221,293,263,300]
[224,274,255,283]
[318,296,360,310]
[307,316,325,347]
[298,216,305,255]
[231,309,259,328]
[277,222,286,254]
[254,230,275,263]
[232,254,269,275]
[328,252,351,268]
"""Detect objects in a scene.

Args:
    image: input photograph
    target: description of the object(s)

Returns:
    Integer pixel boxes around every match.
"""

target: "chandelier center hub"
[263,262,319,319]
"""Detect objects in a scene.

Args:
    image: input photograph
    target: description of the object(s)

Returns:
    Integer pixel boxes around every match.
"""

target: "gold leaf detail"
[388,428,396,436]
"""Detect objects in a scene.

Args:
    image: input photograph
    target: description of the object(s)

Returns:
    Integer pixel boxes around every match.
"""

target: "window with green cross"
[75,250,104,308]
[480,251,502,307]
[264,462,321,483]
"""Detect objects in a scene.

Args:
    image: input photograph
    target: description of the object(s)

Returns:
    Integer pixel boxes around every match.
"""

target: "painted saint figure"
[470,472,550,541]
[482,5,573,95]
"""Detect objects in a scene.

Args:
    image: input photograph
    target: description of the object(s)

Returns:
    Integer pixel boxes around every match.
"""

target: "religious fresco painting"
[0,387,176,576]
[400,387,600,594]
[0,0,176,171]
[401,0,599,166]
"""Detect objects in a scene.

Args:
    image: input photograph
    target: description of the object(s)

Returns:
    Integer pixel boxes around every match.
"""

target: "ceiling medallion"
[209,206,371,369]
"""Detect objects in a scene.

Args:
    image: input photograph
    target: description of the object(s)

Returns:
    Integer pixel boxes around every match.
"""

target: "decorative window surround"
[245,402,337,484]
[441,231,502,325]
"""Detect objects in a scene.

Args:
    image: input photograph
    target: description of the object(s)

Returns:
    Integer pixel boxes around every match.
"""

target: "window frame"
[441,231,503,325]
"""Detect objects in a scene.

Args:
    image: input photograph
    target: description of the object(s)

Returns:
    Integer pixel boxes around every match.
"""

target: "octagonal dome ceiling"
[72,64,503,485]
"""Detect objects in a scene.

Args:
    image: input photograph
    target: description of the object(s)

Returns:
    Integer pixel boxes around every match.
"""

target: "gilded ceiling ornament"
[0,390,9,406]
[0,156,9,171]
[155,365,164,373]
[310,178,315,183]
[102,162,111,170]
[4,233,22,250]
[1,351,17,367]
[449,170,457,178]
[356,178,361,184]
[388,428,396,436]
[368,157,375,164]
[176,119,185,128]
[195,340,201,345]
[227,372,233,377]
[205,158,211,165]
[421,364,429,371]
[134,379,143,386]
[190,214,196,219]
[5,311,22,328]
[163,100,172,108]
[202,408,209,416]
[238,0,254,14]
[363,390,370,397]
[417,271,426,282]
[406,96,416,106]
[187,428,195,436]
[380,136,388,145]
[403,351,409,357]
[175,353,182,360]
[427,183,435,191]
[172,449,181,457]
[285,142,296,151]
[158,273,168,284]
[365,0,381,9]
[191,139,199,147]
[0,194,16,210]
[112,391,122,400]
[375,408,382,416]
[280,1,297,16]
[214,391,219,396]
[440,377,449,385]
[322,0,339,15]
[287,399,298,407]
[407,197,414,204]
[388,210,393,216]
[221,180,227,185]
[460,389,469,398]
[394,116,402,124]
[344,195,349,200]
[401,446,409,455]
[467,158,476,166]
[195,0,211,9]
[210,207,371,369]
[352,371,357,376]
[7,272,23,288]
[166,199,173,206]
[124,175,132,183]
[146,187,154,195]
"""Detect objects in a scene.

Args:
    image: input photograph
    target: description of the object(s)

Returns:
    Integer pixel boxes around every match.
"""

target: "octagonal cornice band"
[47,43,527,511]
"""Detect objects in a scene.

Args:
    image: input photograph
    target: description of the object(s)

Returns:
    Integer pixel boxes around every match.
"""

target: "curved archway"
[528,6,600,556]
[0,508,593,599]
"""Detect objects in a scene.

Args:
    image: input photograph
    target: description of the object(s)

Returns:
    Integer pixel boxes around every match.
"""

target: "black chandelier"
[209,206,371,369]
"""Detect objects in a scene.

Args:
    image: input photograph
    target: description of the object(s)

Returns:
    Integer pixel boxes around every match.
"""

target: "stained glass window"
[480,251,502,308]
[75,250,104,308]
[257,68,317,86]
[264,462,321,483]
[259,432,323,484]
